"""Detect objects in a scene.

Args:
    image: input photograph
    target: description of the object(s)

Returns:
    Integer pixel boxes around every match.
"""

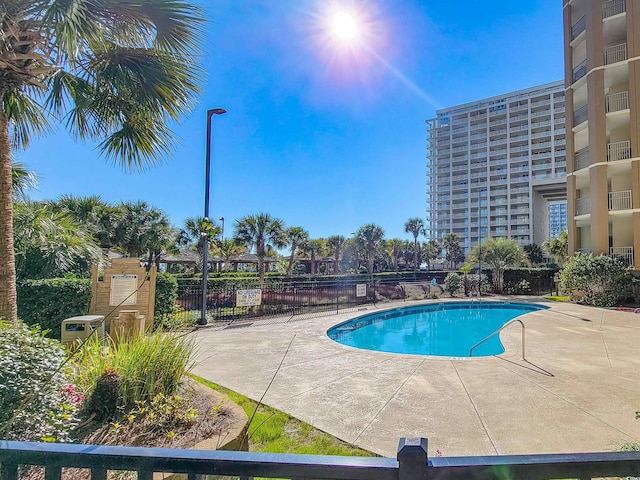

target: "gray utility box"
[61,315,105,347]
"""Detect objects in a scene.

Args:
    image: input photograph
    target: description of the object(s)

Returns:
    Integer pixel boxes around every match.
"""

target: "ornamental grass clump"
[0,320,82,442]
[75,331,195,412]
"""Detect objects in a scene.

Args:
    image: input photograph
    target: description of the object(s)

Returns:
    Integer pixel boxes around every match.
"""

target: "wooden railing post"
[397,437,428,480]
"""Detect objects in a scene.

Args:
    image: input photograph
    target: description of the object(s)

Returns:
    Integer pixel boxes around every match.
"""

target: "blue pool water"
[327,302,548,357]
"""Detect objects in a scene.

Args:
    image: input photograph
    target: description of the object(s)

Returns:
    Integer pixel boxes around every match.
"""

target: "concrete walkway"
[191,298,640,457]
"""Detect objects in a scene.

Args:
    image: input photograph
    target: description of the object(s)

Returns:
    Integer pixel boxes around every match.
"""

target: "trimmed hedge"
[154,272,178,317]
[17,278,91,340]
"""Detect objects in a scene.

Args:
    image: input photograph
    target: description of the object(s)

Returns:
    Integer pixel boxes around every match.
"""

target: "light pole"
[200,108,227,326]
[219,217,225,240]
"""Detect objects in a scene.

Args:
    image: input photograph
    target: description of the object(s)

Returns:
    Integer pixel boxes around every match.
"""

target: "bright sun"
[332,11,358,41]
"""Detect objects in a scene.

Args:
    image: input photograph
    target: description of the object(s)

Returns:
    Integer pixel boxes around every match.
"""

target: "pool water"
[327,302,547,357]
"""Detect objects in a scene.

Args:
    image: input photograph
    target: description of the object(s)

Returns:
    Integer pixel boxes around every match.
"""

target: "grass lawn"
[191,375,374,456]
[542,295,570,302]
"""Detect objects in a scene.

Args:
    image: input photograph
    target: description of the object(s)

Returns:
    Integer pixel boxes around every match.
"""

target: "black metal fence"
[173,276,442,324]
[170,271,555,325]
[2,437,640,480]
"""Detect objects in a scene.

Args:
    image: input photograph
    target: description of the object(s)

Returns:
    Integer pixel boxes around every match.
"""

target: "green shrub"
[75,331,194,410]
[560,253,633,307]
[0,321,82,442]
[17,278,91,339]
[505,279,531,295]
[444,273,462,297]
[154,272,178,317]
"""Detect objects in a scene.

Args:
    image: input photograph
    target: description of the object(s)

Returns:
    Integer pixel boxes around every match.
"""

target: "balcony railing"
[576,196,591,215]
[571,15,586,39]
[604,43,627,64]
[603,0,626,18]
[606,91,629,112]
[573,60,587,82]
[610,246,634,266]
[608,140,631,162]
[609,190,632,210]
[574,104,588,125]
[575,147,589,170]
[4,438,640,480]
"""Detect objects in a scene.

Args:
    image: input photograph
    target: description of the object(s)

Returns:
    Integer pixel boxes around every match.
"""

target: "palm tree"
[179,217,221,273]
[284,227,309,275]
[442,233,465,269]
[542,231,568,265]
[326,235,346,274]
[356,224,385,275]
[214,239,246,272]
[301,239,327,275]
[13,202,103,280]
[422,239,440,271]
[469,237,527,294]
[385,239,404,272]
[523,243,544,266]
[404,218,426,272]
[234,213,286,286]
[11,162,37,201]
[0,0,204,322]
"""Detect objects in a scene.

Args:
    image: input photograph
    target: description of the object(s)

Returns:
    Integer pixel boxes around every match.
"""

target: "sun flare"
[332,11,358,41]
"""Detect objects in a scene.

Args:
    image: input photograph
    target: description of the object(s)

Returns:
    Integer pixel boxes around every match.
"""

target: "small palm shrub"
[0,321,82,441]
[75,331,194,411]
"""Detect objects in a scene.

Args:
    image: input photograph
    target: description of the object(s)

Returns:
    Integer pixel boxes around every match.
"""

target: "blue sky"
[18,0,564,241]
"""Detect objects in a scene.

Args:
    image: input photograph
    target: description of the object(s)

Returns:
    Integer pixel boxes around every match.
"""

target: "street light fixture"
[219,217,225,240]
[200,108,227,326]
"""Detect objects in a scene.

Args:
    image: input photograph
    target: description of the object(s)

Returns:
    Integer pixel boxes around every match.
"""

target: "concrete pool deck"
[191,298,640,457]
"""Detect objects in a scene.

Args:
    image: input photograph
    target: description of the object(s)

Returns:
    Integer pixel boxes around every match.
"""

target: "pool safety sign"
[356,284,367,297]
[236,289,262,307]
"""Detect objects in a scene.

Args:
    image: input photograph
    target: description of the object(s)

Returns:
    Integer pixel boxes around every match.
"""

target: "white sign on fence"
[356,284,367,297]
[236,289,262,307]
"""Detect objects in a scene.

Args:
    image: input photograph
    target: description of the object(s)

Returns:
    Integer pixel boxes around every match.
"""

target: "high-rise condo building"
[549,201,569,238]
[563,0,640,268]
[426,82,567,253]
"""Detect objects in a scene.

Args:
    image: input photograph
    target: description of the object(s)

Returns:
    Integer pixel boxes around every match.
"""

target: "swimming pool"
[327,302,548,357]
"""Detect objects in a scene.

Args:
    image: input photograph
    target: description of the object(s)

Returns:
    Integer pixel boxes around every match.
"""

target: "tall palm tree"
[326,235,346,274]
[422,239,440,271]
[0,0,204,322]
[469,237,527,294]
[356,224,385,275]
[234,213,285,286]
[442,233,465,269]
[386,238,404,272]
[404,218,426,272]
[284,226,309,275]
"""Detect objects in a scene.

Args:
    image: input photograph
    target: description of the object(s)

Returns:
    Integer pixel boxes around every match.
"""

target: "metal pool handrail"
[469,319,526,359]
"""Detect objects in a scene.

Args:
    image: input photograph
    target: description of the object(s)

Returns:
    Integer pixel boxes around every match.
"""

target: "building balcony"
[604,43,627,65]
[603,0,626,18]
[610,246,634,266]
[573,60,587,82]
[607,140,631,162]
[575,147,589,170]
[609,190,632,210]
[606,91,629,112]
[571,15,586,40]
[576,196,590,216]
[574,104,588,125]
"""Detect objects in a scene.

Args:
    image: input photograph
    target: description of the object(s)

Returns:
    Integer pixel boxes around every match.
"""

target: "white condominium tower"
[564,0,640,268]
[426,82,567,253]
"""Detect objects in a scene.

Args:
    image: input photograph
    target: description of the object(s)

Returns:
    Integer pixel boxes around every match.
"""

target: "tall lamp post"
[200,108,227,326]
[219,217,225,240]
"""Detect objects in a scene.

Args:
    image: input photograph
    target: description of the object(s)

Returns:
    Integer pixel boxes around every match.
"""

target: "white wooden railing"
[603,0,626,18]
[608,140,631,162]
[609,190,632,211]
[606,91,629,112]
[604,43,627,65]
[610,246,634,266]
